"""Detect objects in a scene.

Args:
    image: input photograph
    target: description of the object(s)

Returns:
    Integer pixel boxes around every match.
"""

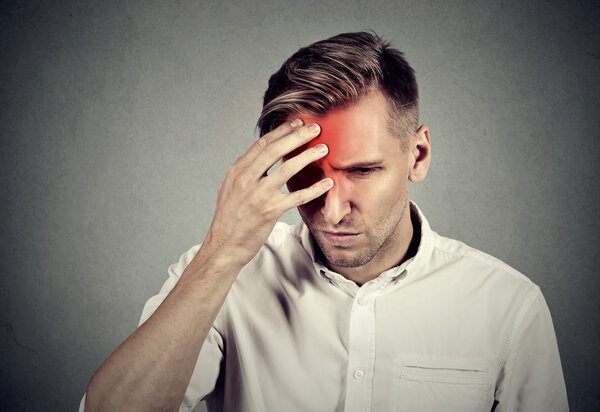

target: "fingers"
[238,120,321,176]
[280,178,334,210]
[265,118,304,143]
[236,119,300,168]
[252,122,321,177]
[266,143,328,188]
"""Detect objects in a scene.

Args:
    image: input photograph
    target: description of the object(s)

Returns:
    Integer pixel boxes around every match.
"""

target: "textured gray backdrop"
[1,0,598,411]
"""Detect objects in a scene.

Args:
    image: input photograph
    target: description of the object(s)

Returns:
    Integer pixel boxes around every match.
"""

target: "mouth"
[321,231,361,247]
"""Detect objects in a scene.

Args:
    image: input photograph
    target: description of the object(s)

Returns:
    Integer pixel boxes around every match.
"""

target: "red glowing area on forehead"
[283,91,402,178]
[285,107,379,166]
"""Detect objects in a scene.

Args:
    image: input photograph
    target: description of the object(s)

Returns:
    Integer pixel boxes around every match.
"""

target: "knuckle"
[293,190,307,205]
[249,193,276,219]
[260,205,277,221]
[259,137,270,150]
[253,137,269,152]
[226,164,238,178]
[232,174,248,190]
[292,128,304,141]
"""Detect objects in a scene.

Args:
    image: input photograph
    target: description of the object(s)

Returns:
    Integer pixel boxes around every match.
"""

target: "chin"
[317,240,375,269]
[326,253,374,268]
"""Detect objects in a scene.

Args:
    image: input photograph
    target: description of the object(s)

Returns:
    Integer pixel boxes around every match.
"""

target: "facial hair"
[301,195,409,269]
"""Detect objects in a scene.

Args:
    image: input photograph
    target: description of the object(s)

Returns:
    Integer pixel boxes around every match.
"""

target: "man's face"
[285,91,415,274]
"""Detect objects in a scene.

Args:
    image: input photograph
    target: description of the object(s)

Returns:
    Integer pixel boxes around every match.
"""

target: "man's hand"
[204,118,332,268]
[83,119,331,412]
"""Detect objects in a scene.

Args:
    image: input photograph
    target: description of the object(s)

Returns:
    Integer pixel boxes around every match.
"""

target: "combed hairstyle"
[257,31,419,149]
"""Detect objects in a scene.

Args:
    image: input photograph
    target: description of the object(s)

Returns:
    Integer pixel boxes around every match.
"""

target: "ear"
[408,125,431,183]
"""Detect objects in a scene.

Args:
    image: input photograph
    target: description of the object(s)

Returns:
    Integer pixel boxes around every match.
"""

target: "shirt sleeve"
[493,289,569,411]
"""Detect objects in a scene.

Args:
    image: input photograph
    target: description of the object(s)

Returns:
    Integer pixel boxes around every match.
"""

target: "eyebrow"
[332,160,386,170]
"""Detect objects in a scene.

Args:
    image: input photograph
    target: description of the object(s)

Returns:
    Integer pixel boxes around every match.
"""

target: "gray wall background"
[1,0,598,410]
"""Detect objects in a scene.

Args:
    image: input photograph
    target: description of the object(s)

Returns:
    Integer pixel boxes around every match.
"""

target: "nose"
[320,180,351,225]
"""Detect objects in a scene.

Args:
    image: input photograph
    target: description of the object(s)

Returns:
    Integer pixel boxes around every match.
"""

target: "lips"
[321,231,361,247]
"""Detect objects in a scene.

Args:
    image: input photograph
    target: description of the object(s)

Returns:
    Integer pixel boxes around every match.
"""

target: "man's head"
[259,32,430,282]
[258,31,419,150]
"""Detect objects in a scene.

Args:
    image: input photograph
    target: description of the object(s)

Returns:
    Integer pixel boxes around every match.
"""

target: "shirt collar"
[298,201,433,291]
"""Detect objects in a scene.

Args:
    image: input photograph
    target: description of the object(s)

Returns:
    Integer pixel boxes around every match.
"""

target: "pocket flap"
[393,359,495,411]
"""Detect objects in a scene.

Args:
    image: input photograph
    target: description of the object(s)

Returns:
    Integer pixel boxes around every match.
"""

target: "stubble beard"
[302,197,409,269]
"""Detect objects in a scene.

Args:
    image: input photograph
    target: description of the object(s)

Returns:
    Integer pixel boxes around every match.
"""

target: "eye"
[350,167,377,176]
[356,168,373,174]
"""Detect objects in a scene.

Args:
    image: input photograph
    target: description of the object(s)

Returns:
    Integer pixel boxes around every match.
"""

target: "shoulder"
[420,230,541,308]
[264,221,304,248]
[237,220,311,278]
[246,221,305,263]
[166,222,303,281]
[418,231,549,348]
[431,231,534,285]
[411,202,537,294]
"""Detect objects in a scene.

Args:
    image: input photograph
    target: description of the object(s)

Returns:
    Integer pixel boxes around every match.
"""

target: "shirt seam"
[494,285,541,375]
[429,233,534,286]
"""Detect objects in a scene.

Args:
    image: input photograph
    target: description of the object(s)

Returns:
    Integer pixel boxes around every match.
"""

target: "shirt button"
[357,297,368,306]
[353,369,365,380]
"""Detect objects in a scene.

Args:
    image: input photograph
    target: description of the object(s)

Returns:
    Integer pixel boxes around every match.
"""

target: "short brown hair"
[257,31,419,149]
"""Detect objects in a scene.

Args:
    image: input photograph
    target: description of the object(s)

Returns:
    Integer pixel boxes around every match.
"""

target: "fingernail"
[315,144,328,154]
[290,118,303,128]
[308,123,320,134]
[322,178,333,189]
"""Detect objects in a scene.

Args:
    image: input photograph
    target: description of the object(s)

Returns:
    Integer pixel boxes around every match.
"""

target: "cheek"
[374,180,408,218]
[355,174,406,212]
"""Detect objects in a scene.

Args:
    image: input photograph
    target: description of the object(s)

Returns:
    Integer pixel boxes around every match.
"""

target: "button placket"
[343,289,376,412]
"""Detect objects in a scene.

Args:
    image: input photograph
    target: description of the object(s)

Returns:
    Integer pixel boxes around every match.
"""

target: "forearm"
[84,242,241,412]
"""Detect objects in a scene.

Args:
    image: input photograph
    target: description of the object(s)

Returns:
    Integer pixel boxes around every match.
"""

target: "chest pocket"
[394,363,494,412]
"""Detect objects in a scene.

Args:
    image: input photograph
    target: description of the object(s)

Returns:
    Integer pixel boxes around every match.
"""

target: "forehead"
[287,92,402,166]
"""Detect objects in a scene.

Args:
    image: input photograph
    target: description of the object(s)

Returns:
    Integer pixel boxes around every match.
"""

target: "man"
[82,32,568,411]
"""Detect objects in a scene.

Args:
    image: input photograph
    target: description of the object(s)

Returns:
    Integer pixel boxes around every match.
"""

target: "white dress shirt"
[81,202,568,411]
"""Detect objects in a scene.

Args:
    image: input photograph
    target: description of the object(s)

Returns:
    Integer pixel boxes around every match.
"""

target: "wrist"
[185,237,246,280]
